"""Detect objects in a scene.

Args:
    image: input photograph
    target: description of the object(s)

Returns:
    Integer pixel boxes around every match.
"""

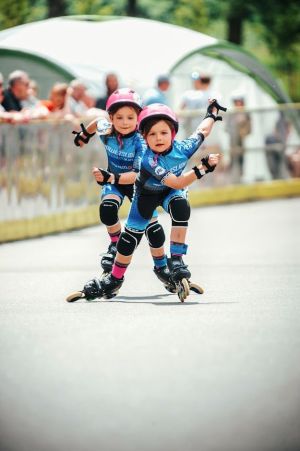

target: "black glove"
[204,99,227,122]
[72,123,95,147]
[96,168,113,186]
[201,155,216,173]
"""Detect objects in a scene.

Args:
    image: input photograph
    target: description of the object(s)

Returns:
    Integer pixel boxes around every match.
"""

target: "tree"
[47,0,68,18]
[0,0,31,29]
[126,0,137,16]
[171,0,207,31]
[226,0,251,44]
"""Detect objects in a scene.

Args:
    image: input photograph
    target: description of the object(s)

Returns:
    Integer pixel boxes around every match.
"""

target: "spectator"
[1,70,30,112]
[40,82,71,118]
[96,73,119,109]
[0,72,4,113]
[142,75,170,106]
[21,79,40,109]
[0,72,33,123]
[179,72,215,135]
[226,91,252,183]
[265,112,291,179]
[66,79,95,117]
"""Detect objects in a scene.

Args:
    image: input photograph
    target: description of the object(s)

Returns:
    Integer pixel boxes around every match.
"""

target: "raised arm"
[163,154,221,190]
[196,99,227,138]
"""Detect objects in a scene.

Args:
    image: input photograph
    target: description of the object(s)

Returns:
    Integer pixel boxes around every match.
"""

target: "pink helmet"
[138,103,179,133]
[106,88,142,113]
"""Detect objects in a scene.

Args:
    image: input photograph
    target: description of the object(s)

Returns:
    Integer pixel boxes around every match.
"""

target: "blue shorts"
[126,188,187,231]
[101,183,159,221]
[101,184,134,204]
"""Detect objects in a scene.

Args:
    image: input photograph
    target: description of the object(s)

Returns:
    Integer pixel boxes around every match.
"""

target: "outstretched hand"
[201,153,221,172]
[206,99,227,122]
[208,153,221,167]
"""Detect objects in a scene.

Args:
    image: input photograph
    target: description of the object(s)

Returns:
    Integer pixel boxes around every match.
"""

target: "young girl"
[72,99,226,302]
[71,88,173,289]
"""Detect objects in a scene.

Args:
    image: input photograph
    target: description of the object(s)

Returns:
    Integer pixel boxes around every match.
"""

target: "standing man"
[96,73,119,110]
[180,72,214,135]
[142,75,171,106]
[226,92,252,183]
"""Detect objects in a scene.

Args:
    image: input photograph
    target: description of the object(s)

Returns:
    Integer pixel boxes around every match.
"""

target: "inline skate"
[100,242,117,277]
[66,273,123,302]
[153,265,177,293]
[168,256,204,302]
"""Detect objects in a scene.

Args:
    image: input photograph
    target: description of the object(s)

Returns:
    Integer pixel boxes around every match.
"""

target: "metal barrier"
[176,103,300,186]
[1,106,300,242]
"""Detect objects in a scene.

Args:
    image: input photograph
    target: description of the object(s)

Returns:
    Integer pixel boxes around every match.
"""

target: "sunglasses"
[200,77,211,83]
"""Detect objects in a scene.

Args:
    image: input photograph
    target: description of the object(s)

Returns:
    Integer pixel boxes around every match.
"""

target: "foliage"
[0,0,31,29]
[0,0,299,99]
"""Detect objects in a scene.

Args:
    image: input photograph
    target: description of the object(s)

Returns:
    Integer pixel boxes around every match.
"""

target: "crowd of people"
[0,70,173,124]
[0,69,106,124]
[1,68,298,180]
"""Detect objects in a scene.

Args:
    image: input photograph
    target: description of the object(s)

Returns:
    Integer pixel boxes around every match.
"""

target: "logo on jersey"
[155,166,166,176]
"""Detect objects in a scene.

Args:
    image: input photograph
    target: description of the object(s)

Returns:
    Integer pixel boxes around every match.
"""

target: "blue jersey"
[99,132,147,174]
[136,132,205,193]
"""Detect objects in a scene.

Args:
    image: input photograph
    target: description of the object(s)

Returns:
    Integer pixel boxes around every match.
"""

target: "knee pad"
[117,227,143,256]
[99,199,120,226]
[145,221,165,248]
[168,197,190,227]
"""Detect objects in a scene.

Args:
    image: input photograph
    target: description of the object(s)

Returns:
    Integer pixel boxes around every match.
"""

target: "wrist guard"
[96,169,121,186]
[201,155,216,173]
[204,99,227,122]
[192,166,205,179]
[96,168,112,186]
[72,123,96,147]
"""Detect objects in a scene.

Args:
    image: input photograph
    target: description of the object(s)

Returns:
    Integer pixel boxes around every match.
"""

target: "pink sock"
[109,230,121,243]
[112,262,127,279]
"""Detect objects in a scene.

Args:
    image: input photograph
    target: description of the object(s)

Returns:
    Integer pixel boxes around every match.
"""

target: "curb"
[1,179,299,243]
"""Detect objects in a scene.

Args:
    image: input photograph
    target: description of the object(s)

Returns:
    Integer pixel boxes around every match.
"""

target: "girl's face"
[145,120,172,153]
[111,106,138,135]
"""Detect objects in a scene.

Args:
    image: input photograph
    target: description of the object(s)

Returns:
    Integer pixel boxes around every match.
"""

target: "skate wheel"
[164,284,177,294]
[104,289,119,300]
[65,291,85,302]
[177,278,190,302]
[189,282,204,295]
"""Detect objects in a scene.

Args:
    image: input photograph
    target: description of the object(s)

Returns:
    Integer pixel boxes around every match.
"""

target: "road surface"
[0,198,299,451]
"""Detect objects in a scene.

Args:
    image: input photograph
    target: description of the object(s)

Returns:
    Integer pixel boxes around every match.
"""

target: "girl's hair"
[142,117,175,137]
[109,103,140,117]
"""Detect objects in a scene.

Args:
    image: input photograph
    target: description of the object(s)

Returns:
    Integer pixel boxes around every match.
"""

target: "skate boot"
[168,256,191,302]
[66,277,104,302]
[153,266,176,293]
[168,257,204,302]
[100,242,117,276]
[65,273,123,302]
[100,273,124,299]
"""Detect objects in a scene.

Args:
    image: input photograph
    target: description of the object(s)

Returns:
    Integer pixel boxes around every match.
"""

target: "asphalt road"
[1,198,300,451]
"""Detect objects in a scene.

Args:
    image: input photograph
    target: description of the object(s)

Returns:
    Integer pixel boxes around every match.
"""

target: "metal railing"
[0,105,300,240]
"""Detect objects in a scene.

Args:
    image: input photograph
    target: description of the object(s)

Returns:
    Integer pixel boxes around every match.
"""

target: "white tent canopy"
[0,16,216,95]
[0,15,289,106]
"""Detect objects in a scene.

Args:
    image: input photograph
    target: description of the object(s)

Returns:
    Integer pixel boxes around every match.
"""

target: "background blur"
[1,0,299,100]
